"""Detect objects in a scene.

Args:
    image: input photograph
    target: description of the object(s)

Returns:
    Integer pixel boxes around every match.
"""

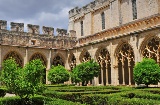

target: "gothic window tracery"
[117,43,135,85]
[53,55,64,66]
[4,51,23,67]
[82,51,91,62]
[142,38,160,63]
[30,53,47,66]
[97,48,111,85]
[69,54,76,70]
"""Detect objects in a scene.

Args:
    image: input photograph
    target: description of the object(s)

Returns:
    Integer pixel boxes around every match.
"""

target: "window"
[101,12,105,30]
[132,0,137,20]
[0,25,1,29]
[80,21,83,36]
[31,40,36,45]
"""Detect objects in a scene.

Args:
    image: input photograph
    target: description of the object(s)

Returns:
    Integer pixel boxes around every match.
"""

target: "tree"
[133,58,160,87]
[71,59,100,86]
[1,58,45,104]
[0,58,20,92]
[48,65,70,84]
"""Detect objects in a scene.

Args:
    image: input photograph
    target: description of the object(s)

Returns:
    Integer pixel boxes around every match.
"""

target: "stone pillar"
[128,60,131,85]
[113,65,119,85]
[106,61,108,85]
[46,49,51,84]
[122,58,125,85]
[101,61,104,85]
[24,47,28,66]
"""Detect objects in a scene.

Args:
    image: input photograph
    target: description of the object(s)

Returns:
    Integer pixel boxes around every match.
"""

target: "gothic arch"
[140,36,160,63]
[68,53,76,71]
[115,42,135,85]
[95,47,111,85]
[53,53,65,66]
[30,52,47,66]
[30,52,47,84]
[79,49,91,62]
[4,51,23,67]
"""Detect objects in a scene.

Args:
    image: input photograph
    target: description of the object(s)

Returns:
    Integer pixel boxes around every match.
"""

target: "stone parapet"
[69,0,111,18]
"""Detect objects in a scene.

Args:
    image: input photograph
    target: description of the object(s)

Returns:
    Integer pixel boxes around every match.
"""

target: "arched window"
[4,51,23,67]
[132,0,137,20]
[53,55,64,66]
[101,12,105,30]
[80,21,83,36]
[30,53,47,66]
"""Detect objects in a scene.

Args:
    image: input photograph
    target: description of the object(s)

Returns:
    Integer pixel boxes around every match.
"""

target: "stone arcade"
[0,0,160,85]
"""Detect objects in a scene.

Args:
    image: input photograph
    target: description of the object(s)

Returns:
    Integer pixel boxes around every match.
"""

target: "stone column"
[101,61,104,85]
[106,61,108,85]
[128,59,131,85]
[24,47,28,66]
[46,49,51,84]
[122,58,125,85]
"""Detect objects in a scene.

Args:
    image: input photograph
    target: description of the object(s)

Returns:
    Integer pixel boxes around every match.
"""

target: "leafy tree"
[1,58,45,103]
[71,59,100,86]
[0,58,20,92]
[17,59,45,98]
[48,65,70,84]
[133,58,160,87]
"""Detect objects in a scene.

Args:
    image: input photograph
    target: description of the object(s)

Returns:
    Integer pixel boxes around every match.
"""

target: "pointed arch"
[4,51,23,67]
[79,49,91,62]
[30,52,47,84]
[30,52,47,66]
[140,36,160,63]
[53,53,65,66]
[115,42,135,85]
[68,53,76,71]
[95,47,111,85]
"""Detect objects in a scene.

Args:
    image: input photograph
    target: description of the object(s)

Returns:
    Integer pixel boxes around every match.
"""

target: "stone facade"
[0,0,160,86]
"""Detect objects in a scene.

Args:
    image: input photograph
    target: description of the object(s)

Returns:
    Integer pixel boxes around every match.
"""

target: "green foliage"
[133,58,160,86]
[0,58,20,93]
[1,58,45,100]
[48,65,70,84]
[71,59,100,84]
[15,59,45,98]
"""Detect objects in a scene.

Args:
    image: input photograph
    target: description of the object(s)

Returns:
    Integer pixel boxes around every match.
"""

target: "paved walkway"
[4,93,16,97]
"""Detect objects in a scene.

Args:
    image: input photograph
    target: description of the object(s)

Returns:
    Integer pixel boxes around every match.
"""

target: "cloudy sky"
[0,0,93,33]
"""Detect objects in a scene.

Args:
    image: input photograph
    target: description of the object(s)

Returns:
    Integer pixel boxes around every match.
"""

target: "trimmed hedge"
[0,96,85,105]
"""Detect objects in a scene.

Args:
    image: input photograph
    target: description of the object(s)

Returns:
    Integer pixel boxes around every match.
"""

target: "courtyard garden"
[0,58,160,105]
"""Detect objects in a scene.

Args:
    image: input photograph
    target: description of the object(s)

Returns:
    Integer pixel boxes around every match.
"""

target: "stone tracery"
[69,54,76,70]
[53,55,64,66]
[97,48,111,85]
[30,53,47,66]
[142,38,160,63]
[117,43,135,85]
[4,51,23,67]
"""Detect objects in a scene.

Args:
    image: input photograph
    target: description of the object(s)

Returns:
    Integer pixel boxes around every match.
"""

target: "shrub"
[48,65,70,84]
[133,58,160,87]
[71,59,100,85]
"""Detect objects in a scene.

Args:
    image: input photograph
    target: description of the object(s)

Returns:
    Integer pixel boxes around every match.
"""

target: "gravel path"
[4,93,16,97]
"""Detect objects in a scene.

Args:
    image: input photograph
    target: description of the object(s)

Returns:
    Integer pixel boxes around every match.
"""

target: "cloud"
[0,0,93,34]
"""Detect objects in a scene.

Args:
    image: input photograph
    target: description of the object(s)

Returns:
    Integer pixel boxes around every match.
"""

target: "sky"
[0,0,93,33]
